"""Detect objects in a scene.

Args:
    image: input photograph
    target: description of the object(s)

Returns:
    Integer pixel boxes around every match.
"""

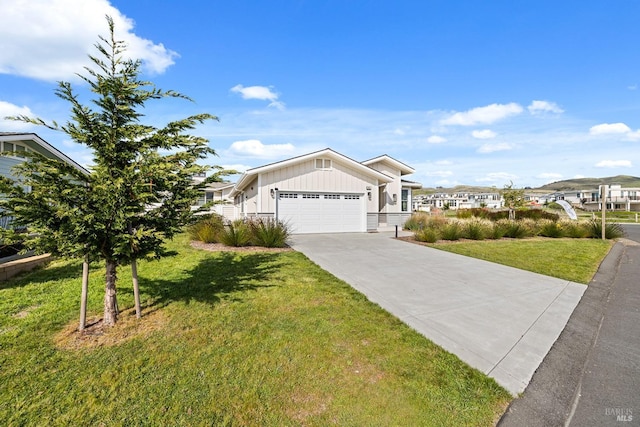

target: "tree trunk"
[131,259,141,318]
[79,255,89,331]
[103,259,118,326]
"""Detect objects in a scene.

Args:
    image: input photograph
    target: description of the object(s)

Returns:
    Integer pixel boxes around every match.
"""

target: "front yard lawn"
[417,237,613,284]
[0,234,510,426]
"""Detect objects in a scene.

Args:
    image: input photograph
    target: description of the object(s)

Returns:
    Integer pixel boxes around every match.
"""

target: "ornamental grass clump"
[586,219,625,239]
[219,220,252,247]
[249,218,290,248]
[187,214,225,243]
[537,219,565,238]
[463,218,493,240]
[403,211,432,231]
[497,219,531,239]
[440,220,463,241]
[415,227,440,243]
[560,220,590,238]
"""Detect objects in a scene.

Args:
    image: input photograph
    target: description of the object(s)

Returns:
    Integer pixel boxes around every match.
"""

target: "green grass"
[0,234,510,426]
[424,238,613,284]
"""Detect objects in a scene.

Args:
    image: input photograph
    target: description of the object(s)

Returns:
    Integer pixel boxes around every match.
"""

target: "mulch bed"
[190,241,293,253]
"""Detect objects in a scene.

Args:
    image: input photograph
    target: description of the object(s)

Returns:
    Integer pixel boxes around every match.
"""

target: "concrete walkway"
[290,232,585,395]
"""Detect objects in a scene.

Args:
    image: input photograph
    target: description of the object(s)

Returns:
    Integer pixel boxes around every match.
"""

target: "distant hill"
[538,175,640,191]
[415,175,640,195]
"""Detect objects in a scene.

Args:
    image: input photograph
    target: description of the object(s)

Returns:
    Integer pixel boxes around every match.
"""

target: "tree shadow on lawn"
[124,251,284,314]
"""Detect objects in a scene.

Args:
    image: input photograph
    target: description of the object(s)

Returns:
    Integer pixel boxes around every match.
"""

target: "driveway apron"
[290,232,585,395]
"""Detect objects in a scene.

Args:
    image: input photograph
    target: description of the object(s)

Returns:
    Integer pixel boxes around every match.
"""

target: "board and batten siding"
[257,158,379,213]
[366,161,402,214]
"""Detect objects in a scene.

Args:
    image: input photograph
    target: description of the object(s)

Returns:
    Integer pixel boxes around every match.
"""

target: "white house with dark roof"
[224,148,421,234]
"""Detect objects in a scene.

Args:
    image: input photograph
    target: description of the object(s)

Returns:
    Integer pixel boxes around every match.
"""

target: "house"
[1,132,88,177]
[1,132,89,228]
[225,148,421,234]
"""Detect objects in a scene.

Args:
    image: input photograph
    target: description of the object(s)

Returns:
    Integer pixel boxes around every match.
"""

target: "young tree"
[500,181,526,220]
[0,17,217,326]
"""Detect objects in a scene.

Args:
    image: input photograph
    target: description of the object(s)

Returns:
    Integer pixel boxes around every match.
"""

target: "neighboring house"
[224,148,421,234]
[1,132,89,228]
[417,191,503,211]
[578,185,640,212]
[1,132,88,179]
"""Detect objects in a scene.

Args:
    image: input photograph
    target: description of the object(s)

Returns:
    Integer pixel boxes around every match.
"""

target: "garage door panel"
[278,192,365,234]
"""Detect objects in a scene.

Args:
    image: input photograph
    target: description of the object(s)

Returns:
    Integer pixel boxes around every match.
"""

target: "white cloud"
[427,135,447,144]
[475,172,519,183]
[595,160,632,168]
[435,160,453,165]
[228,139,295,158]
[426,170,453,177]
[528,100,564,115]
[230,84,285,110]
[589,122,632,135]
[537,172,563,180]
[477,142,513,153]
[440,103,523,126]
[0,0,177,81]
[471,129,496,139]
[219,164,252,174]
[0,101,38,130]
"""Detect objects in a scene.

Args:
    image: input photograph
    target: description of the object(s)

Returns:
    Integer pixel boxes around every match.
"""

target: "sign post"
[600,185,608,240]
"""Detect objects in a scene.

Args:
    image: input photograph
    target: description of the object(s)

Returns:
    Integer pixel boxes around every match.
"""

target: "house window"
[315,158,332,170]
[344,195,360,200]
[324,194,340,199]
[279,193,298,199]
[15,145,27,157]
[302,193,320,199]
[3,142,14,153]
[401,189,409,212]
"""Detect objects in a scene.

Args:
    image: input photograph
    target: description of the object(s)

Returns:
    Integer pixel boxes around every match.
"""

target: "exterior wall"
[255,158,378,214]
[366,161,402,214]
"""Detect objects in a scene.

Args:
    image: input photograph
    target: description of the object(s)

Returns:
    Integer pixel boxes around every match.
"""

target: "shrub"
[218,220,252,247]
[440,221,463,241]
[415,227,439,243]
[463,218,492,240]
[187,214,225,243]
[497,219,531,239]
[538,219,565,238]
[456,209,473,219]
[249,218,290,248]
[585,220,625,239]
[404,212,432,231]
[561,220,590,238]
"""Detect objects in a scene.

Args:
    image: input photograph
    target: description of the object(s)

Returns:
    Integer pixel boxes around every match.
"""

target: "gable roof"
[0,132,89,174]
[230,148,395,197]
[361,154,415,175]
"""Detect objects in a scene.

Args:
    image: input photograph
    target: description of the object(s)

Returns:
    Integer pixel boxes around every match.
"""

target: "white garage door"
[277,192,366,234]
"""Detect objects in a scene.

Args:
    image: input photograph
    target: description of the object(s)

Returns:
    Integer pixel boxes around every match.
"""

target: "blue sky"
[1,0,640,188]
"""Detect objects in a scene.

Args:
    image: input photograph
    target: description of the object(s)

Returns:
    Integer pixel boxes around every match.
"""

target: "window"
[401,189,409,212]
[324,194,340,199]
[279,193,298,199]
[15,145,27,158]
[315,158,332,169]
[3,142,14,153]
[302,193,320,199]
[344,195,360,200]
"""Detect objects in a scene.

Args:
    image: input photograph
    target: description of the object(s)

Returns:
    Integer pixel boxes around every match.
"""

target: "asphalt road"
[499,224,640,426]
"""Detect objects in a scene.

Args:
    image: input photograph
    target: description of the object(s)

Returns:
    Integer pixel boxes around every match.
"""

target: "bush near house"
[190,216,291,248]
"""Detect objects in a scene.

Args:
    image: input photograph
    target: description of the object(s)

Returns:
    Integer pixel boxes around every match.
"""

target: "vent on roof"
[315,158,332,170]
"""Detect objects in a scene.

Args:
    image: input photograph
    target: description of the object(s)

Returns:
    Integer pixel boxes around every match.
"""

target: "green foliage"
[440,221,462,241]
[538,219,565,238]
[560,220,590,238]
[187,214,225,243]
[586,220,625,239]
[0,17,221,324]
[249,218,290,248]
[415,227,440,243]
[464,218,492,240]
[496,219,531,239]
[500,181,526,210]
[403,212,432,230]
[219,220,252,247]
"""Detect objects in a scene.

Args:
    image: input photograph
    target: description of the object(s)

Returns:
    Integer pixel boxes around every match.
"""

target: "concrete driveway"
[290,232,586,395]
